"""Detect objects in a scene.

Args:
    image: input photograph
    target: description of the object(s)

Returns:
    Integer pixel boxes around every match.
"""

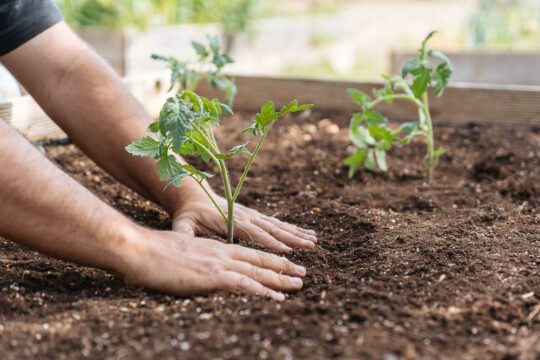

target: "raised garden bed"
[1,106,539,358]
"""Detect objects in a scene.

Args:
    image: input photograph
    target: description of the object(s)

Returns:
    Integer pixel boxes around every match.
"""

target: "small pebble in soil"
[179,342,190,351]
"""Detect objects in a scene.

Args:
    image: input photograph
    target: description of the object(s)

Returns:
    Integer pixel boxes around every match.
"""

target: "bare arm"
[1,21,317,251]
[0,120,305,300]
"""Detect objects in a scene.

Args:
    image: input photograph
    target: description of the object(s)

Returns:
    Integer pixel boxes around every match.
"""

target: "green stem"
[217,159,234,243]
[369,94,423,109]
[232,128,269,202]
[422,92,435,182]
[192,178,227,222]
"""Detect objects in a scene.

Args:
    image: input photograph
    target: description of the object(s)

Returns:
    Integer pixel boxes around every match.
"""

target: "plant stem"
[422,92,435,182]
[192,178,228,222]
[232,128,269,202]
[369,94,423,109]
[217,159,235,242]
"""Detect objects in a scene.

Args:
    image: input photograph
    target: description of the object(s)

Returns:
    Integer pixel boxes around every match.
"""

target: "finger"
[260,215,318,240]
[235,220,292,253]
[251,217,316,249]
[226,260,303,292]
[172,217,196,236]
[227,245,306,277]
[218,271,285,301]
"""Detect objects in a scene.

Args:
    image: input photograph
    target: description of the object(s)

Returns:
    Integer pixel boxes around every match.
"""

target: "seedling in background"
[152,35,237,105]
[126,90,312,242]
[345,31,453,181]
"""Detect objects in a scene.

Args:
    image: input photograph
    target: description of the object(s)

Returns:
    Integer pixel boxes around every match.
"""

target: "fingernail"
[280,245,292,253]
[307,229,317,235]
[295,265,306,275]
[272,292,285,301]
[291,277,303,287]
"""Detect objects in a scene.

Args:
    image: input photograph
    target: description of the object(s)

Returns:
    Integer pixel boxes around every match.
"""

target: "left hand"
[172,194,317,253]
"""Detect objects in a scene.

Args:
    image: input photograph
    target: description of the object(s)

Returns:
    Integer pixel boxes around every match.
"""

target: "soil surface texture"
[1,111,539,359]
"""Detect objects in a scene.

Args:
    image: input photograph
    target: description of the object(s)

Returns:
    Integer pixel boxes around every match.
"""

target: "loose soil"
[1,111,539,359]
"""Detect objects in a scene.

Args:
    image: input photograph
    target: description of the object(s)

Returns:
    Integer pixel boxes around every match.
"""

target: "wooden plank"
[1,74,540,143]
[199,76,540,126]
[391,51,540,86]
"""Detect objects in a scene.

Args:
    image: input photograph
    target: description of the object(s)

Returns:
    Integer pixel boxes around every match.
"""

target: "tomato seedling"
[152,35,237,105]
[127,90,312,242]
[345,31,453,180]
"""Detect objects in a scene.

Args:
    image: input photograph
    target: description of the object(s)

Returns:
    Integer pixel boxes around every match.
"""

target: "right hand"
[119,228,307,301]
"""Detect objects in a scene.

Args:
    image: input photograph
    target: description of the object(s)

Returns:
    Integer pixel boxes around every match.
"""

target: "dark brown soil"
[1,111,539,360]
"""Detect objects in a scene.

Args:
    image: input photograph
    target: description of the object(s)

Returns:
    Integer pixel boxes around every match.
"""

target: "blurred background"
[3,0,540,95]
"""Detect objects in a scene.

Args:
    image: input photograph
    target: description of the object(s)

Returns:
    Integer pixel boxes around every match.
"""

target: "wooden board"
[200,76,540,126]
[1,74,540,142]
[391,51,540,86]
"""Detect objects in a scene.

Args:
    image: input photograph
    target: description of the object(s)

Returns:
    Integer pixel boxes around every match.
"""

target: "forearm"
[1,21,200,216]
[0,120,136,273]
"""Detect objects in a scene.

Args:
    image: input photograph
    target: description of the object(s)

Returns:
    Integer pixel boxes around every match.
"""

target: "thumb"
[173,217,196,236]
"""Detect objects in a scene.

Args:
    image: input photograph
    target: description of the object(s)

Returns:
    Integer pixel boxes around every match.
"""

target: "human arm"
[0,120,305,299]
[0,21,317,251]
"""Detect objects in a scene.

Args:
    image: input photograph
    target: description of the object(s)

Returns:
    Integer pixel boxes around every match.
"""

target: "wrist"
[105,218,146,278]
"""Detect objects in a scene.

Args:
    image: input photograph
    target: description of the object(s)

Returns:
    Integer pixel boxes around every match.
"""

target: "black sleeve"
[0,0,64,56]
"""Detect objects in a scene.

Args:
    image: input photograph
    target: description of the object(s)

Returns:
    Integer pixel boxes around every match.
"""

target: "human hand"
[120,227,307,300]
[171,193,317,253]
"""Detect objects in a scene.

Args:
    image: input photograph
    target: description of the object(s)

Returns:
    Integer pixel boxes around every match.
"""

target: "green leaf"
[192,41,209,59]
[365,149,377,172]
[207,35,220,54]
[157,155,187,188]
[147,121,160,133]
[420,30,437,59]
[255,101,277,127]
[347,88,370,107]
[411,66,432,98]
[350,123,375,148]
[158,97,192,149]
[126,136,160,158]
[434,146,445,158]
[216,143,252,160]
[279,100,314,116]
[181,164,214,181]
[368,125,399,143]
[402,58,419,78]
[374,148,388,172]
[399,122,419,135]
[212,54,234,68]
[344,149,367,179]
[433,62,453,96]
[364,109,387,127]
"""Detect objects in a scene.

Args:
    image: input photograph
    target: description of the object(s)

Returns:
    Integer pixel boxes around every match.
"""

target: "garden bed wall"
[2,73,540,142]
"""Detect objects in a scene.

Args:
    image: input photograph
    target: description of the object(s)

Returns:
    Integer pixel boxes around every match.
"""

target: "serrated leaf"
[368,125,399,143]
[374,148,388,172]
[207,35,220,54]
[434,146,445,158]
[255,101,277,127]
[344,149,367,179]
[159,97,193,149]
[192,41,209,59]
[126,136,160,157]
[216,143,252,160]
[433,62,453,96]
[350,123,375,148]
[365,149,377,172]
[364,109,387,127]
[157,155,187,188]
[348,88,370,107]
[148,121,160,133]
[181,164,214,181]
[402,58,419,78]
[411,66,432,98]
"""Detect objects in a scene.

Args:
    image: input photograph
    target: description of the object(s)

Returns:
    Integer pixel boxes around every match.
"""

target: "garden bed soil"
[0,111,539,359]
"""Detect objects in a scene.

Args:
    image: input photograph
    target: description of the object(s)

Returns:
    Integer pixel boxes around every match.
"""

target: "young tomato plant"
[126,90,312,242]
[345,31,453,180]
[152,35,237,105]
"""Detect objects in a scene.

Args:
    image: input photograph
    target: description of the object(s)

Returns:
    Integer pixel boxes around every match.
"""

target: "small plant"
[152,35,237,105]
[345,31,453,181]
[126,90,312,242]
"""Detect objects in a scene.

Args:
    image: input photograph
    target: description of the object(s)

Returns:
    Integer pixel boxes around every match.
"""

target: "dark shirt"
[0,0,63,56]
